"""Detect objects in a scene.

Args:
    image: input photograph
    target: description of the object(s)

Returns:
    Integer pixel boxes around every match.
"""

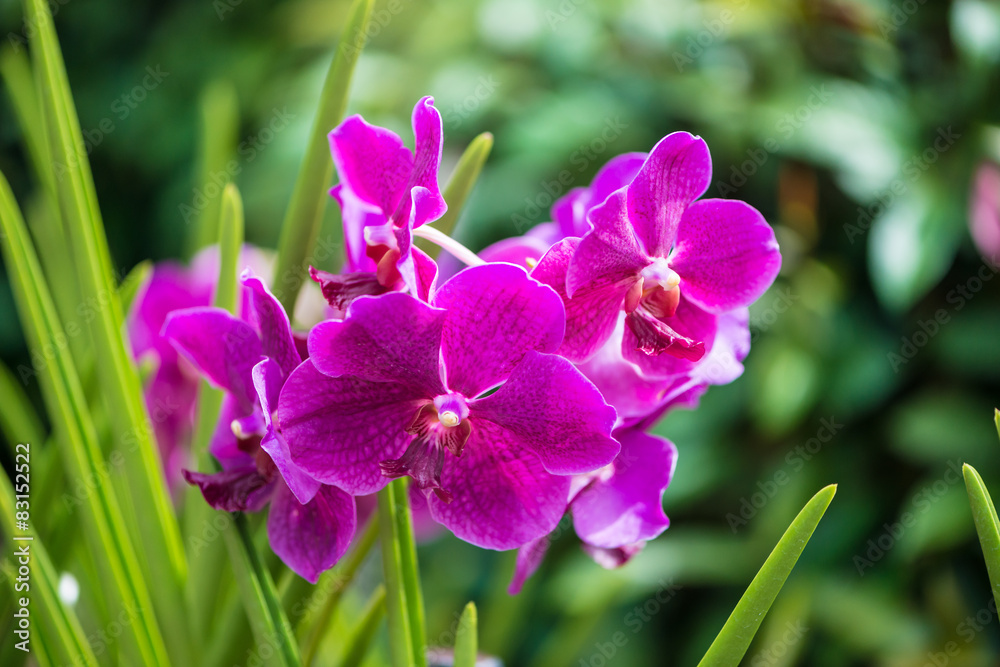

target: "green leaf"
[698,484,837,667]
[378,482,416,667]
[189,80,240,256]
[0,359,46,448]
[416,132,493,259]
[272,0,375,312]
[0,472,98,667]
[995,408,999,443]
[962,464,1000,611]
[394,478,427,666]
[453,602,478,667]
[118,260,152,313]
[223,511,302,667]
[337,585,387,667]
[0,170,170,666]
[215,184,244,312]
[22,0,190,661]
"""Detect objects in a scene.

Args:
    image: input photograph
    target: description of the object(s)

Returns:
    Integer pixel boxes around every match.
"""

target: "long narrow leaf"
[698,484,837,666]
[0,171,170,665]
[272,0,374,311]
[963,464,1000,611]
[0,472,98,666]
[223,511,302,667]
[393,478,427,667]
[23,0,191,660]
[338,586,387,667]
[416,132,493,259]
[0,359,45,448]
[189,80,239,255]
[378,483,416,667]
[453,602,478,667]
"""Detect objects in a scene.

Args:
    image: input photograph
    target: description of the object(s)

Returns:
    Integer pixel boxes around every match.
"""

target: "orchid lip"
[641,257,680,290]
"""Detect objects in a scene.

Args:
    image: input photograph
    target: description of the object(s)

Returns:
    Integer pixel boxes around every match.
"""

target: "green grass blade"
[994,408,999,442]
[224,511,302,667]
[0,472,98,667]
[963,464,1000,611]
[189,80,239,255]
[215,183,244,312]
[378,483,416,667]
[453,602,478,667]
[0,46,50,192]
[417,132,493,259]
[272,0,374,311]
[337,585,387,667]
[393,478,427,667]
[698,484,837,667]
[0,171,170,666]
[0,359,45,448]
[22,0,191,660]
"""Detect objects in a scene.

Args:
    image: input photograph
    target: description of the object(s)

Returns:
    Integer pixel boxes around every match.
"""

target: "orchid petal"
[242,271,301,376]
[267,482,357,583]
[567,189,650,296]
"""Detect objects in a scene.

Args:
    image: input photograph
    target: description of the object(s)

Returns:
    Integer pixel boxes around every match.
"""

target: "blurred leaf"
[453,602,478,667]
[23,0,190,658]
[963,464,1000,611]
[272,0,375,311]
[189,80,239,256]
[339,586,387,667]
[698,484,836,666]
[378,481,419,667]
[0,169,169,665]
[889,392,999,466]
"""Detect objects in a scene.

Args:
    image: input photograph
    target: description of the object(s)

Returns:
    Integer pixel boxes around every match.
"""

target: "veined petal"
[567,189,650,296]
[394,186,443,300]
[242,271,301,376]
[328,115,412,216]
[435,263,564,397]
[267,482,357,583]
[508,536,549,594]
[572,428,676,548]
[308,292,446,395]
[622,296,718,379]
[279,360,424,495]
[162,307,262,410]
[183,466,275,513]
[533,237,634,362]
[254,359,320,505]
[670,199,781,313]
[427,421,571,550]
[406,96,447,226]
[551,153,646,239]
[471,351,619,475]
[332,184,385,274]
[626,131,712,257]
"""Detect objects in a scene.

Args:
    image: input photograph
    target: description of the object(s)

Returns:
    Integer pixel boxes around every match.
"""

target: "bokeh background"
[2,0,1000,665]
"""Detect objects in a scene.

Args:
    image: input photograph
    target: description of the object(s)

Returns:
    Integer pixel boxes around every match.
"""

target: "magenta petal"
[582,543,645,569]
[162,307,262,410]
[279,360,424,495]
[208,394,253,468]
[267,482,357,583]
[552,153,647,239]
[435,264,565,397]
[471,351,618,475]
[572,429,676,548]
[407,96,447,225]
[254,359,320,505]
[626,132,712,257]
[508,536,549,595]
[410,246,439,302]
[427,421,571,550]
[332,184,385,273]
[394,186,443,299]
[242,271,301,376]
[567,189,650,296]
[329,115,412,216]
[622,296,718,378]
[182,466,275,513]
[308,292,446,395]
[533,237,632,362]
[670,199,782,313]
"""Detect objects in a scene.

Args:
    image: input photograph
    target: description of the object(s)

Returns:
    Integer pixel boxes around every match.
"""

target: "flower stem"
[377,480,427,667]
[412,225,485,267]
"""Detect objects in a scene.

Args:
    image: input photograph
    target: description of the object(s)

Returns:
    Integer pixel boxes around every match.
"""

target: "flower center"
[379,393,472,502]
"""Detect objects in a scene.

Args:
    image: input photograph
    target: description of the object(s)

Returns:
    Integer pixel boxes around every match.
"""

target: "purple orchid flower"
[127,245,270,490]
[162,271,356,582]
[509,426,677,593]
[536,132,781,378]
[278,263,620,550]
[318,96,446,308]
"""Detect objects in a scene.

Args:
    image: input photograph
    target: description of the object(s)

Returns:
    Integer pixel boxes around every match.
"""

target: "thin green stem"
[378,483,416,667]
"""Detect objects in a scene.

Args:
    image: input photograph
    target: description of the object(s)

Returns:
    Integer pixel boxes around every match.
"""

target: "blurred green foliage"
[2,0,1000,664]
